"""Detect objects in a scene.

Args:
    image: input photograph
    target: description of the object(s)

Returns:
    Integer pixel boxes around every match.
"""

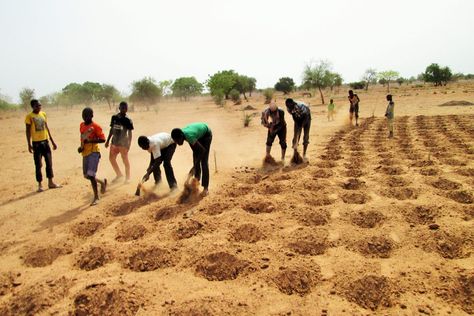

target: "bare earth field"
[0,83,473,315]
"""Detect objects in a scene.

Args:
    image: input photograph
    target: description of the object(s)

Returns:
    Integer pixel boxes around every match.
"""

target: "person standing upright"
[348,90,360,126]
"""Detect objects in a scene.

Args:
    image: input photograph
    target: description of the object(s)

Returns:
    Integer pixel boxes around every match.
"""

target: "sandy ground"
[0,83,473,315]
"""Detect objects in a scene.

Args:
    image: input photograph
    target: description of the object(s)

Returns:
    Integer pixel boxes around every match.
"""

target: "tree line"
[7,62,473,111]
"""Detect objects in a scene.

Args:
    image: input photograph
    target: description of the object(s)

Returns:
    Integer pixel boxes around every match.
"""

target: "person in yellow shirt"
[25,99,61,192]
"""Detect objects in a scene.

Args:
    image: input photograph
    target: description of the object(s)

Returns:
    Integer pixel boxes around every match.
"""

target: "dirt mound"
[23,246,71,267]
[447,190,473,204]
[436,273,474,314]
[273,268,318,296]
[457,168,474,177]
[304,194,335,206]
[345,168,363,178]
[243,199,275,214]
[154,205,183,221]
[404,206,438,225]
[174,220,203,239]
[439,100,474,106]
[351,211,384,228]
[195,252,250,281]
[382,187,418,200]
[178,177,201,204]
[379,166,404,175]
[71,220,102,238]
[288,233,329,255]
[167,297,249,315]
[202,201,231,215]
[443,158,467,166]
[411,160,435,167]
[125,247,175,272]
[385,176,409,187]
[342,178,366,190]
[316,161,337,168]
[0,277,71,316]
[0,273,15,296]
[341,192,369,204]
[434,231,469,259]
[115,224,147,242]
[224,183,253,197]
[431,178,462,190]
[257,182,282,194]
[353,236,394,258]
[298,208,330,226]
[242,105,256,110]
[420,168,439,176]
[343,275,395,310]
[312,168,333,179]
[73,283,140,316]
[231,224,265,243]
[76,246,113,271]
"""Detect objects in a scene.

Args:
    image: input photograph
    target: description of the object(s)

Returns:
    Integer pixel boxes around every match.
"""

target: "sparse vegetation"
[171,77,203,101]
[361,68,378,91]
[423,63,453,86]
[378,70,400,93]
[213,89,225,106]
[229,89,241,105]
[274,77,295,94]
[302,59,336,104]
[243,111,252,127]
[263,88,274,104]
[349,81,365,90]
[19,87,35,111]
[129,77,162,111]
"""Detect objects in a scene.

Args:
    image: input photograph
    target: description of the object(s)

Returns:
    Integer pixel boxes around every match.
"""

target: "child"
[327,99,335,121]
[261,101,287,162]
[25,99,61,192]
[385,94,395,138]
[105,101,134,183]
[348,90,360,126]
[171,123,212,196]
[78,107,107,205]
[137,133,177,190]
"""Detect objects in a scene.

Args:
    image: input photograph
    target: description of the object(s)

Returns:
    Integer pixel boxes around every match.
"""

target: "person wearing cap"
[171,123,212,196]
[105,101,134,183]
[285,98,311,159]
[137,132,177,190]
[25,99,61,192]
[261,101,287,162]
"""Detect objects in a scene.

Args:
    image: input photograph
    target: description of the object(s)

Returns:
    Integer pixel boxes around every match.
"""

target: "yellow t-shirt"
[25,111,49,142]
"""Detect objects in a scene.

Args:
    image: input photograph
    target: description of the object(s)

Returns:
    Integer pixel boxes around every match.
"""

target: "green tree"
[302,60,333,104]
[234,75,255,101]
[171,77,203,101]
[247,77,257,96]
[329,73,343,92]
[396,77,406,86]
[378,70,400,92]
[19,87,35,111]
[158,80,173,96]
[206,70,239,99]
[99,84,120,110]
[274,77,295,94]
[424,63,453,86]
[229,89,241,105]
[361,68,378,91]
[130,77,162,111]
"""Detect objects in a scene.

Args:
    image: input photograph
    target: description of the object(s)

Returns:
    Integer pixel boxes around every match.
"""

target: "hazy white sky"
[1,0,473,100]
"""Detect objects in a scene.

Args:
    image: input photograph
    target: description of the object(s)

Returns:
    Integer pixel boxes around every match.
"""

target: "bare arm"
[45,122,57,150]
[105,128,113,148]
[127,129,133,149]
[25,124,33,153]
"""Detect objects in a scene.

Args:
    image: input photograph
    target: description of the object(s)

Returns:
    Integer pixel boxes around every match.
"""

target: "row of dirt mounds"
[73,283,141,316]
[435,272,474,314]
[350,210,385,228]
[115,223,147,242]
[125,247,176,272]
[76,246,113,271]
[273,267,320,296]
[71,220,104,238]
[231,223,265,243]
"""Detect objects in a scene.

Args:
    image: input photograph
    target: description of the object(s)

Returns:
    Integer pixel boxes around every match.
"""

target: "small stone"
[429,223,440,230]
[400,304,407,309]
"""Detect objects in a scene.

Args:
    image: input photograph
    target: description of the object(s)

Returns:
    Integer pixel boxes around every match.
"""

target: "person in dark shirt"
[261,101,287,162]
[285,98,311,159]
[348,90,360,126]
[105,101,134,183]
[171,123,212,196]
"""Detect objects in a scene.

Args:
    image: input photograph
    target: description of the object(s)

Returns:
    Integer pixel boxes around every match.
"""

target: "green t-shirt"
[328,103,335,111]
[182,122,210,144]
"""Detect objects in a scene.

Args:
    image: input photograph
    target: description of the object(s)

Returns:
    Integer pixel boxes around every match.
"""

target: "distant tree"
[349,81,365,90]
[247,77,257,96]
[19,87,35,111]
[234,75,254,101]
[423,63,452,86]
[378,70,400,92]
[207,70,239,99]
[263,88,274,104]
[361,68,378,91]
[274,77,295,94]
[329,73,343,92]
[229,89,241,105]
[302,60,333,104]
[158,80,173,96]
[396,77,406,86]
[129,77,162,111]
[99,84,120,110]
[171,77,203,101]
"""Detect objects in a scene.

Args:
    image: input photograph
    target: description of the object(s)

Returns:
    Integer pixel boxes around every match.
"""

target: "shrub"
[349,81,365,90]
[263,88,274,104]
[213,90,225,106]
[243,112,253,127]
[229,89,241,105]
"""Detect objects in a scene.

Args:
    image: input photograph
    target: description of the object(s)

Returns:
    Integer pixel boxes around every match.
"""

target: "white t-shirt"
[148,133,174,159]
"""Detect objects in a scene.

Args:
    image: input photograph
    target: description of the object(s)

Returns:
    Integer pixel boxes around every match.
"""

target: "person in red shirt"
[78,107,107,206]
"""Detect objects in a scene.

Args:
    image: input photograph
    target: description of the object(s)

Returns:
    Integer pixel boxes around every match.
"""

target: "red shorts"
[110,144,129,155]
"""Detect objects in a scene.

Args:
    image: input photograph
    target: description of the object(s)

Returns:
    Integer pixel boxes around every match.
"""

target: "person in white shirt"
[137,132,177,190]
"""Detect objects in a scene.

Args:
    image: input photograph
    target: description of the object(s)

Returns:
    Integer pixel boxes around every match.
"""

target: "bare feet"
[100,179,107,194]
[112,175,123,183]
[201,189,209,197]
[90,198,99,206]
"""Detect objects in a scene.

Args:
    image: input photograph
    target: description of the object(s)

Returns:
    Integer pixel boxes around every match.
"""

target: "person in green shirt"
[171,122,212,196]
[327,99,335,121]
